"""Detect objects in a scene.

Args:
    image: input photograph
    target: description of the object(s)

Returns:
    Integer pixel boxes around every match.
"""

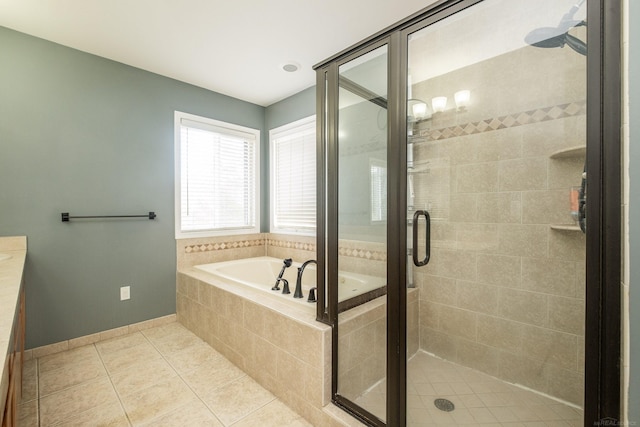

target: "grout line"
[140,328,228,426]
[93,342,133,427]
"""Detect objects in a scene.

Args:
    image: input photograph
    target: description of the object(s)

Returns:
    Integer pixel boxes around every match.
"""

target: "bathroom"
[0,0,638,426]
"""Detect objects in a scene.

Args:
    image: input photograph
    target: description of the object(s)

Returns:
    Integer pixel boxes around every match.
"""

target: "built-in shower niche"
[407,36,587,405]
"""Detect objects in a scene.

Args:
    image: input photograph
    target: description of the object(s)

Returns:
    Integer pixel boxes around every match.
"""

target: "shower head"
[524,1,587,56]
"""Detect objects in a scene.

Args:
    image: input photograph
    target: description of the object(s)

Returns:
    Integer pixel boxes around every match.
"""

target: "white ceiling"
[0,0,435,106]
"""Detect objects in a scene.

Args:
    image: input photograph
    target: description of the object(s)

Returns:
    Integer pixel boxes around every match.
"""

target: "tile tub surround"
[177,268,342,426]
[0,235,27,425]
[337,289,419,402]
[17,322,314,426]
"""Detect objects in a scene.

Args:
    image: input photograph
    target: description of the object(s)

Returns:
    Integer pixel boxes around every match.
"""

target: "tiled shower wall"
[411,43,586,405]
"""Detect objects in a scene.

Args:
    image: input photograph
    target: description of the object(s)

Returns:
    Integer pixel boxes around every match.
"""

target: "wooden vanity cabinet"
[1,285,25,427]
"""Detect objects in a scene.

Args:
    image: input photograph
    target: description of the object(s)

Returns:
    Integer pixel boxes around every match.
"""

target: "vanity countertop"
[0,236,27,422]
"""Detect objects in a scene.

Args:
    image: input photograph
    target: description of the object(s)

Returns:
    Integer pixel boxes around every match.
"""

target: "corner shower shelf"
[550,224,582,231]
[549,145,586,159]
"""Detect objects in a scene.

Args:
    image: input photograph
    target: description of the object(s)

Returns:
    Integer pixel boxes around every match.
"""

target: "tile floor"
[355,351,584,426]
[17,322,312,426]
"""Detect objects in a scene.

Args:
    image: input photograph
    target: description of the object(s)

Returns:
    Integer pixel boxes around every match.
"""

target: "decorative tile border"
[184,238,265,253]
[419,101,586,142]
[267,238,316,252]
[338,246,387,262]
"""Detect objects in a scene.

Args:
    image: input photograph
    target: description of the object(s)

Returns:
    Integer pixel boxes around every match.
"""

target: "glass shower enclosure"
[315,0,619,425]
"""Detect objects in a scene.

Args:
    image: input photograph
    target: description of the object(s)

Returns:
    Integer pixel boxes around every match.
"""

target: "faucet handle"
[281,279,290,295]
[307,287,317,303]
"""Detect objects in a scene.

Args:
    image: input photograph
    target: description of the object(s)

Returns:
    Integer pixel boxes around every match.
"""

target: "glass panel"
[336,44,388,421]
[406,0,586,423]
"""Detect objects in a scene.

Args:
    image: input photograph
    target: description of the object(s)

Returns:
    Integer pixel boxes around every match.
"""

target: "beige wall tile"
[548,155,585,190]
[456,339,500,376]
[456,163,499,193]
[456,224,499,252]
[498,158,548,191]
[455,281,499,315]
[476,192,522,224]
[449,193,478,222]
[476,315,523,352]
[521,325,578,371]
[522,116,586,158]
[544,365,584,405]
[420,327,458,361]
[549,230,586,262]
[522,190,574,225]
[416,274,456,305]
[439,306,477,341]
[498,288,548,327]
[548,296,585,335]
[497,224,548,258]
[521,257,577,297]
[498,351,547,391]
[476,254,521,288]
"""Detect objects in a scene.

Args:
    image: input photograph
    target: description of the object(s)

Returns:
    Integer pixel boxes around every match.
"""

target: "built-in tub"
[194,256,385,306]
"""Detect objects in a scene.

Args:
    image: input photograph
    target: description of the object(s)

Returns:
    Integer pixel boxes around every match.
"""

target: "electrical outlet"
[120,286,130,301]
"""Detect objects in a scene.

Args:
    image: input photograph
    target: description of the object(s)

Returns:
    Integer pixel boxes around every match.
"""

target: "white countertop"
[0,236,27,419]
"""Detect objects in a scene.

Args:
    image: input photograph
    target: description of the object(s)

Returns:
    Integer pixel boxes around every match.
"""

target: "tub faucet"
[294,259,317,299]
[272,258,293,291]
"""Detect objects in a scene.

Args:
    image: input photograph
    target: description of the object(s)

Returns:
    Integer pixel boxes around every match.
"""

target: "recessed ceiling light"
[282,61,301,73]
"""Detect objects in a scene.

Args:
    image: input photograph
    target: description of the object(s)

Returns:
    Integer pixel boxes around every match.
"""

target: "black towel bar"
[61,212,156,222]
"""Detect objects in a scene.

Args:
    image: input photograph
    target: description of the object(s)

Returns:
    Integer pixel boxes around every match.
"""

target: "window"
[370,159,387,223]
[270,116,316,234]
[174,111,260,238]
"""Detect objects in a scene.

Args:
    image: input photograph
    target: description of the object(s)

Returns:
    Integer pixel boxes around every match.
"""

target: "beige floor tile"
[51,400,129,427]
[201,375,276,425]
[232,399,312,427]
[139,399,223,426]
[120,376,197,425]
[21,358,38,402]
[148,329,204,355]
[110,357,177,396]
[38,345,99,373]
[99,341,163,374]
[96,332,148,355]
[141,322,190,343]
[17,399,38,427]
[39,376,119,426]
[181,356,246,396]
[39,354,107,396]
[164,341,224,373]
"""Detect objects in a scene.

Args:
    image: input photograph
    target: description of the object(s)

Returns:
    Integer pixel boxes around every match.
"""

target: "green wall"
[628,0,639,421]
[0,26,265,348]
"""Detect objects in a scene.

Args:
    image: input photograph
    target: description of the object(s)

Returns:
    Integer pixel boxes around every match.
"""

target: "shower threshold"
[354,351,583,426]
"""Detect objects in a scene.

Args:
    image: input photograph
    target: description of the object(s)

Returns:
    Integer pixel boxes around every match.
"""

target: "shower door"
[404,0,588,422]
[330,41,392,425]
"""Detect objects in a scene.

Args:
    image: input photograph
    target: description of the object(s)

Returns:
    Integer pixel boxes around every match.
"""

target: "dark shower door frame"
[314,0,622,425]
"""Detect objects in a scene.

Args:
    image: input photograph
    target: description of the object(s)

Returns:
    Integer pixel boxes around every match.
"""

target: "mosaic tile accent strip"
[184,238,265,253]
[267,238,316,252]
[419,101,586,142]
[338,246,387,262]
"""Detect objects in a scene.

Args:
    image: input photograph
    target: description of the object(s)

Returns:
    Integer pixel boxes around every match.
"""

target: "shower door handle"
[412,210,431,267]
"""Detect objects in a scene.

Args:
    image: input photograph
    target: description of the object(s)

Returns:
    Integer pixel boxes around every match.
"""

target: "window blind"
[271,119,316,233]
[177,115,258,235]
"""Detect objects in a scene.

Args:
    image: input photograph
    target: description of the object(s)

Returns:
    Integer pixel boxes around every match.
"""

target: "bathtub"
[194,256,385,304]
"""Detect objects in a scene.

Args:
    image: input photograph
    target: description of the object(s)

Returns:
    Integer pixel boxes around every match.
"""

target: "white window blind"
[175,112,259,237]
[270,117,316,234]
[370,160,387,223]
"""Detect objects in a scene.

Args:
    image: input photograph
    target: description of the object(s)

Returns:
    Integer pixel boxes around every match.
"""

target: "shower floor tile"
[355,351,584,426]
